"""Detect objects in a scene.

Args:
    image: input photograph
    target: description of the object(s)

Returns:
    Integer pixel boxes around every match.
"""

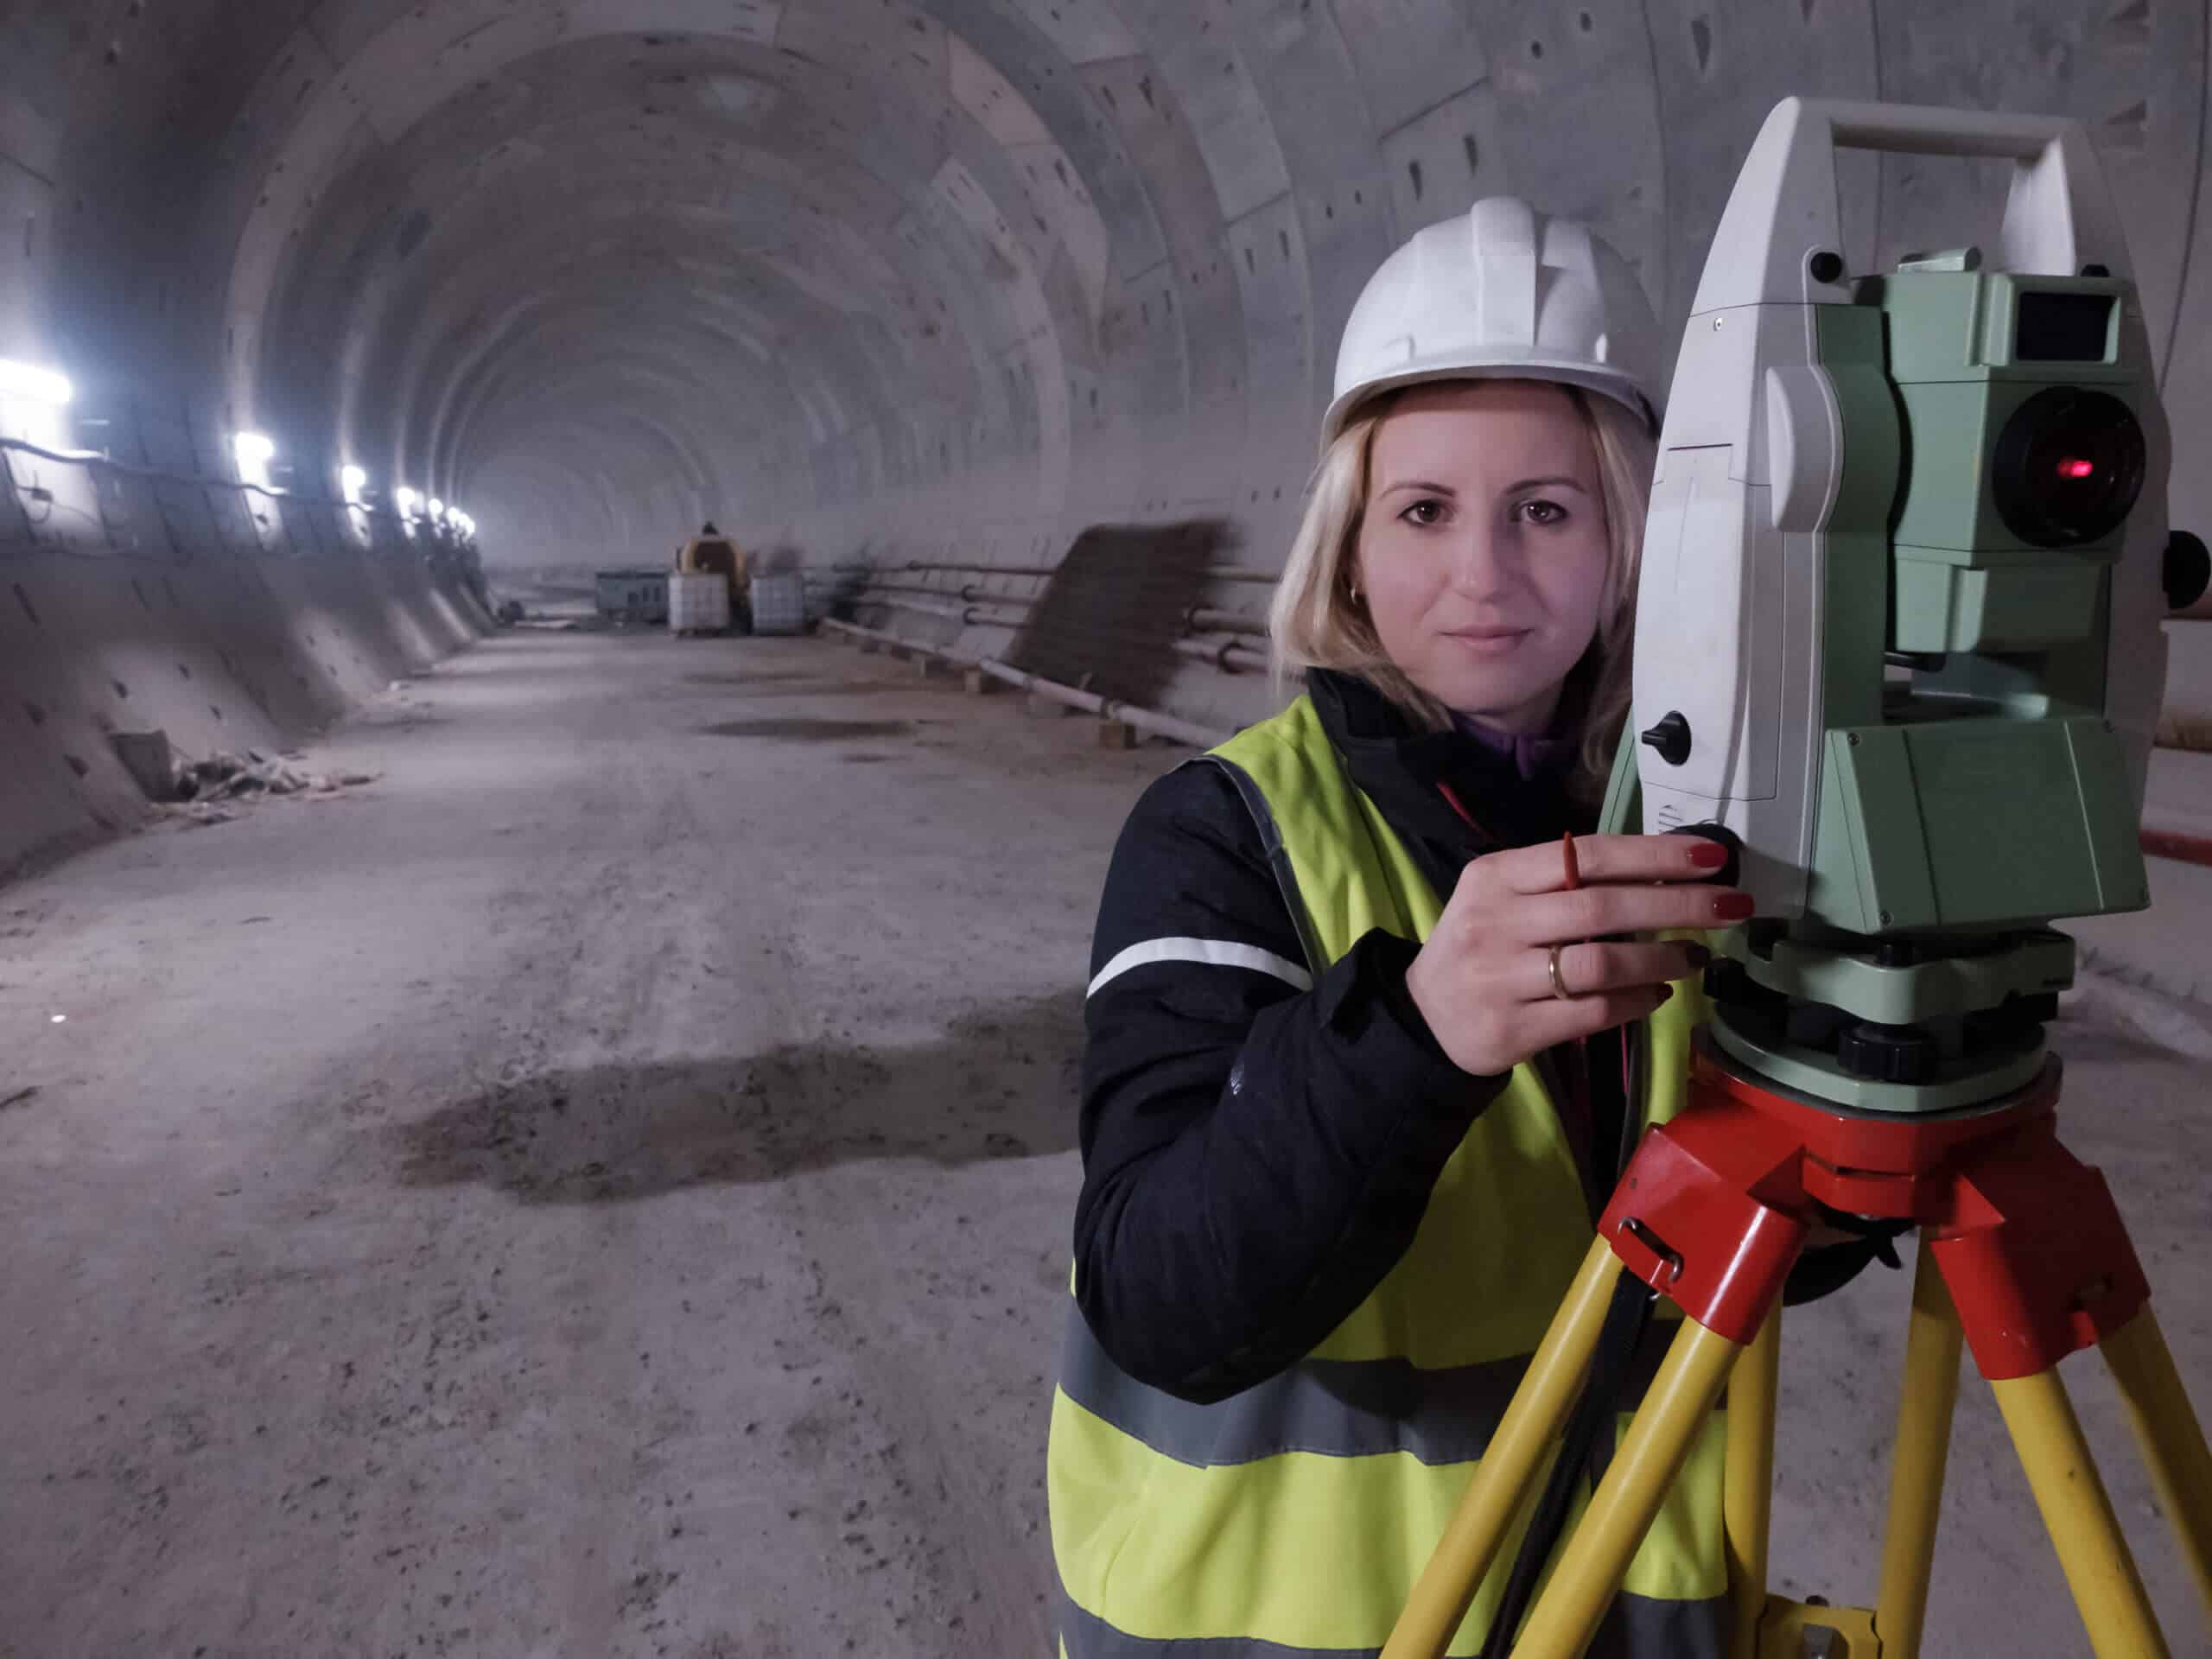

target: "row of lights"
[391,484,477,539]
[237,433,476,537]
[0,355,477,541]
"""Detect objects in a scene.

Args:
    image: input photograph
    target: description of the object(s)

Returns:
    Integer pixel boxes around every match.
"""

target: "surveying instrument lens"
[1993,385,2147,548]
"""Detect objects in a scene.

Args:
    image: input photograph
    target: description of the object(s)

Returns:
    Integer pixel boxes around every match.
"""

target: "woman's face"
[1351,379,1611,734]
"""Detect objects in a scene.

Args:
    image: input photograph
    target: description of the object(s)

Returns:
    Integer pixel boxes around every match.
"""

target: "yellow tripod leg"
[1872,1239,1964,1659]
[1510,1316,1742,1659]
[1382,1239,1627,1659]
[2099,1309,2212,1624]
[1724,1307,1779,1659]
[1989,1367,2172,1659]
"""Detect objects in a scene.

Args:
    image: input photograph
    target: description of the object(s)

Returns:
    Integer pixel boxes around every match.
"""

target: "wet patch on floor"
[390,993,1084,1203]
[700,719,916,741]
[692,679,920,700]
[353,707,450,732]
[682,670,822,686]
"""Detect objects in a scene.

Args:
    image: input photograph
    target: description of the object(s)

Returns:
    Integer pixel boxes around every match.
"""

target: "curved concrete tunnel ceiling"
[11,0,2209,575]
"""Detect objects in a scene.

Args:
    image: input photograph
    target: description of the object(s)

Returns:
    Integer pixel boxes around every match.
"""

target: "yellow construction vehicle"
[677,522,750,632]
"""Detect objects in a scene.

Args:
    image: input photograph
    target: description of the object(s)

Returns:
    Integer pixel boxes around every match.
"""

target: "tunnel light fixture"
[233,431,276,489]
[0,359,73,407]
[340,464,368,505]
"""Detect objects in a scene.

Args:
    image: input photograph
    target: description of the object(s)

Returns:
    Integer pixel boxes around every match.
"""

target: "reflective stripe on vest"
[1048,695,1728,1657]
[1059,1292,1690,1468]
[1056,1583,1729,1659]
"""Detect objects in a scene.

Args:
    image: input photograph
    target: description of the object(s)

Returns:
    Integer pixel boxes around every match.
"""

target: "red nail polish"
[1713,893,1757,922]
[1687,841,1729,869]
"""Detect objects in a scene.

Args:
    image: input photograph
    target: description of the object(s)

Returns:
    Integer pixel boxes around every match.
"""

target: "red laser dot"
[2057,457,2096,480]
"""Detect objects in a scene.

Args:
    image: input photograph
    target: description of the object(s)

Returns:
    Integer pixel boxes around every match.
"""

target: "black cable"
[0,436,477,542]
[1477,1271,1656,1659]
[0,435,343,508]
[1477,1021,1659,1657]
[1584,1019,1654,1503]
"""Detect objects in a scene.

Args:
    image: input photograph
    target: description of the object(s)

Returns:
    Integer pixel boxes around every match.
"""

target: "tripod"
[1381,1041,2212,1659]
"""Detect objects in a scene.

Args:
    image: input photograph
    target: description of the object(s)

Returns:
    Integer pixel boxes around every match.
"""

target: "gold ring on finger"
[1547,943,1583,1001]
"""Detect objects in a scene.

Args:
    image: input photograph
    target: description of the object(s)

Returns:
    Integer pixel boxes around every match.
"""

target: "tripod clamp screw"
[1615,1216,1685,1287]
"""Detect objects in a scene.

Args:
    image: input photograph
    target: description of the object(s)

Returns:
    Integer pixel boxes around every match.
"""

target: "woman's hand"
[1403,834,1754,1077]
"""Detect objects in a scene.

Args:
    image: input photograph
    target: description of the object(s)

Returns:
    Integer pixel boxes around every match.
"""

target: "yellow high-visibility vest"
[1048,694,1728,1657]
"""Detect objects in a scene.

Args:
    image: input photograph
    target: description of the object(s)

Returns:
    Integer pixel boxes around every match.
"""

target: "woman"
[1046,200,1868,1658]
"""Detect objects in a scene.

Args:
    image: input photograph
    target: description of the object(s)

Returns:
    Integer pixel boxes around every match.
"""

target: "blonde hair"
[1268,382,1656,805]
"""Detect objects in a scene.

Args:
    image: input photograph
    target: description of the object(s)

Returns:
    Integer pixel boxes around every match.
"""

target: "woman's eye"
[1518,499,1568,526]
[1401,499,1447,527]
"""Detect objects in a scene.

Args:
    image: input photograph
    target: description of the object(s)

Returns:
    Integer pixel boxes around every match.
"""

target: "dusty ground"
[1,626,2208,1657]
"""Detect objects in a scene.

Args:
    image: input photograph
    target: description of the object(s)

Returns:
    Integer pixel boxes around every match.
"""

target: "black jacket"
[1073,670,1871,1404]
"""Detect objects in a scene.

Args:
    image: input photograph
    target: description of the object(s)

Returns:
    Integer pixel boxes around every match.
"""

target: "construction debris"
[97,728,378,821]
[169,751,380,805]
[107,731,376,808]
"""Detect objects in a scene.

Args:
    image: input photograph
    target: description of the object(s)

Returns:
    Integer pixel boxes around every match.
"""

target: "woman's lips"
[1442,626,1531,655]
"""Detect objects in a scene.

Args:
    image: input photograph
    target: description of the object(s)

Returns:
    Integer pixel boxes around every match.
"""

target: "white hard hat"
[1323,196,1663,447]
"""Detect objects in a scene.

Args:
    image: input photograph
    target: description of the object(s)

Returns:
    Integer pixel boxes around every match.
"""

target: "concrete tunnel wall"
[1,1,2209,874]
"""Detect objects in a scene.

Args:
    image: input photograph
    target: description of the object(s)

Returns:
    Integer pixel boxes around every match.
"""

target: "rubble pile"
[174,750,379,803]
[108,728,383,828]
[155,749,381,827]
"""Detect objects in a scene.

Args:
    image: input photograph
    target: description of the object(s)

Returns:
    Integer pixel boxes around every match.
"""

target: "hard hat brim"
[1321,358,1659,453]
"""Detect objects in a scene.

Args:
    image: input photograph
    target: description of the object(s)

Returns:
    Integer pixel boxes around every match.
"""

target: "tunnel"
[3,3,2211,1655]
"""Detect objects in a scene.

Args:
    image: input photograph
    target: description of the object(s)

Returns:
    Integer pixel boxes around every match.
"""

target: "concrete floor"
[1,629,2207,1658]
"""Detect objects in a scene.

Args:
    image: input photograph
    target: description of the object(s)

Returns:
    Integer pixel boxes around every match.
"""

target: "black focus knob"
[1836,1021,1940,1085]
[1666,823,1742,886]
[2166,531,2209,613]
[1640,711,1693,766]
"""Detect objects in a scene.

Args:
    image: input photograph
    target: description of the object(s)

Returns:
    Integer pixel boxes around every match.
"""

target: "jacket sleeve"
[1072,761,1508,1404]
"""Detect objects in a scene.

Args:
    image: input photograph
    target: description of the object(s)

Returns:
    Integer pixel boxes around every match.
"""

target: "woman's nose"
[1445,521,1513,596]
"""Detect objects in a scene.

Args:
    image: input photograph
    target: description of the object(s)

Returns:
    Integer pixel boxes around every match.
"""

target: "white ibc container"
[750,574,805,636]
[668,571,731,634]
